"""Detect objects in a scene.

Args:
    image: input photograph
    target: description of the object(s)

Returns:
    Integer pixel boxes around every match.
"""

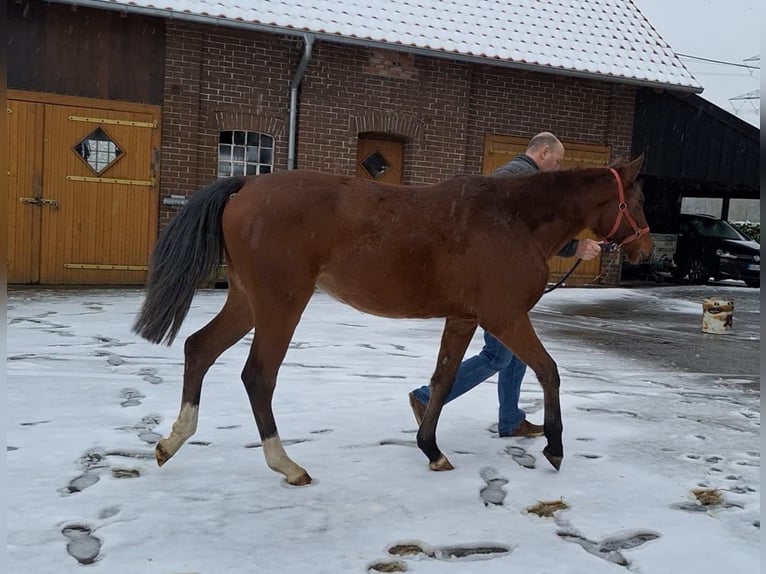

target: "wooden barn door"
[7,100,45,283]
[483,134,611,286]
[7,91,161,284]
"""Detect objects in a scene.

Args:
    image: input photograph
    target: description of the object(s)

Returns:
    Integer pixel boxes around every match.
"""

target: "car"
[672,213,760,287]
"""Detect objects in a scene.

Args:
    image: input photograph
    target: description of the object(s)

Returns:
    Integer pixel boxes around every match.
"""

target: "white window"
[218,130,274,177]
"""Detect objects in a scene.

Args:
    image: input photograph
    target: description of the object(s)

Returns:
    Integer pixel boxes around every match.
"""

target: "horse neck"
[496,171,614,258]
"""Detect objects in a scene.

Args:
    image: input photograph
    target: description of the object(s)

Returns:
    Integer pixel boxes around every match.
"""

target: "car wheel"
[686,257,710,284]
[744,279,760,288]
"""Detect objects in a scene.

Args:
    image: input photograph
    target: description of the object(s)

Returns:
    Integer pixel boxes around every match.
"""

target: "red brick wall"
[465,67,636,172]
[160,23,298,224]
[160,23,203,227]
[296,42,474,184]
[162,24,636,193]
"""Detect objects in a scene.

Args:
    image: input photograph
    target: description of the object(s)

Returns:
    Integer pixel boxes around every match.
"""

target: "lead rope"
[543,242,619,294]
[543,259,582,294]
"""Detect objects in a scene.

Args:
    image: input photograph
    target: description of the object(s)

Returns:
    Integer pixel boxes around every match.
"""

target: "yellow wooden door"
[482,134,611,285]
[356,137,403,184]
[7,100,45,283]
[7,91,161,285]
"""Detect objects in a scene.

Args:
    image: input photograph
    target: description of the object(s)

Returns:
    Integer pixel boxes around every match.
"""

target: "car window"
[687,218,746,240]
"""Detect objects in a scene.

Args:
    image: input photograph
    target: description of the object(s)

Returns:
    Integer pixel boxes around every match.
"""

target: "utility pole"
[729,55,760,119]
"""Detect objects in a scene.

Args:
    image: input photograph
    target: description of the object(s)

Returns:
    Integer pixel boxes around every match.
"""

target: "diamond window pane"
[73,127,123,175]
[361,151,391,179]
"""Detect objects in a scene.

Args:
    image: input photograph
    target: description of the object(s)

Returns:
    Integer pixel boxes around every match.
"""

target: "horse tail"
[132,177,247,345]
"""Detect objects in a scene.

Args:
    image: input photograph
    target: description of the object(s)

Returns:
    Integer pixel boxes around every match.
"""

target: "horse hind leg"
[417,318,477,472]
[155,285,253,466]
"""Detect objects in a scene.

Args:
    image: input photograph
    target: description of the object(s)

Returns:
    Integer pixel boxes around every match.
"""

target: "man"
[408,132,602,437]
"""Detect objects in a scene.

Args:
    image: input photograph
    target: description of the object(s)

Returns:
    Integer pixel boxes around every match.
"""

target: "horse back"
[221,171,548,319]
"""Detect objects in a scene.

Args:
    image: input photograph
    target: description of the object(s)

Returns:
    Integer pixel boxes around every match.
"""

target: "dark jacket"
[492,154,578,258]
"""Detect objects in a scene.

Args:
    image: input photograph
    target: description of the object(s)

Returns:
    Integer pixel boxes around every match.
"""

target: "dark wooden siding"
[632,89,759,195]
[9,1,165,104]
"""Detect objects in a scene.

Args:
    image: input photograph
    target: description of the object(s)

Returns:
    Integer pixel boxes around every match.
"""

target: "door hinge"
[66,175,154,186]
[68,115,157,129]
[64,263,149,271]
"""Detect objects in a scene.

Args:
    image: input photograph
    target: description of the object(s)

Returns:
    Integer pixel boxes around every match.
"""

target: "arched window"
[218,130,274,177]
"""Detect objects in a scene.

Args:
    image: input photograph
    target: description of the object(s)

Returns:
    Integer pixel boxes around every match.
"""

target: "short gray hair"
[527,132,562,153]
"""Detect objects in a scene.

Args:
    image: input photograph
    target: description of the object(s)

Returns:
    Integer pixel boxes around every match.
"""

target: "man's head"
[526,132,565,172]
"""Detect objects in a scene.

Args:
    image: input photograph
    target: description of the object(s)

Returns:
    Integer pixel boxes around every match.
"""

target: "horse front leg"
[417,318,477,471]
[491,316,564,470]
[156,286,253,466]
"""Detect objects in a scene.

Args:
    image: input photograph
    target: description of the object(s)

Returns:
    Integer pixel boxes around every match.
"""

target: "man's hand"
[574,238,602,260]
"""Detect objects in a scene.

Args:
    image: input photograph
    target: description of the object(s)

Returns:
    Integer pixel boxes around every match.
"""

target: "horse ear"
[620,153,644,182]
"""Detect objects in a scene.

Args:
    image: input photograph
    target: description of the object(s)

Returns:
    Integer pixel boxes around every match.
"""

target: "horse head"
[598,155,653,264]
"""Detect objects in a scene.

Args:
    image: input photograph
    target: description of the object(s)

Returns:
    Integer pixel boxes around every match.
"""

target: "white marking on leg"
[160,403,199,457]
[262,435,310,484]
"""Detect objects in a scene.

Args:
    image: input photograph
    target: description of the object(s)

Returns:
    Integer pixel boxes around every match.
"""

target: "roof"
[50,0,701,92]
[632,90,759,197]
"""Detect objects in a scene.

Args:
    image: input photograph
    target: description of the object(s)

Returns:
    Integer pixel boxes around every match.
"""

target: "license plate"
[748,264,760,271]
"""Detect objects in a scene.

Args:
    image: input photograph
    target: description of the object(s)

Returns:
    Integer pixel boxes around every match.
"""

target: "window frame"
[217,129,274,178]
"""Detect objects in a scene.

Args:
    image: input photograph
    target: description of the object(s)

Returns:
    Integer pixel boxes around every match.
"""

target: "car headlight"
[755,254,760,263]
[715,249,737,259]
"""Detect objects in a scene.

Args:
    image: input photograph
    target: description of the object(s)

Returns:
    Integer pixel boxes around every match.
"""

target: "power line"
[676,53,759,69]
[685,71,759,80]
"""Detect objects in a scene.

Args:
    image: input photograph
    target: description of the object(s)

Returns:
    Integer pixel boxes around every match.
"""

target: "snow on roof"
[54,0,702,92]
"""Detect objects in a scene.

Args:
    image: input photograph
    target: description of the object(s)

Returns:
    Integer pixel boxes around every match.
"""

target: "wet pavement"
[531,280,760,388]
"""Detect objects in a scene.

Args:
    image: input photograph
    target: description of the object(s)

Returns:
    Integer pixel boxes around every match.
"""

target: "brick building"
[7,0,700,285]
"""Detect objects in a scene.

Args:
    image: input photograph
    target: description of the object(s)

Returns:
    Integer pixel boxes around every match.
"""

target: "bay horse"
[132,157,652,486]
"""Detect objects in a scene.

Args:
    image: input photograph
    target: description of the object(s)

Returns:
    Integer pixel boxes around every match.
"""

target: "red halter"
[604,168,650,247]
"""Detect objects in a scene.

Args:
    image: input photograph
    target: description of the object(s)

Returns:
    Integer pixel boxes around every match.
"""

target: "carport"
[631,89,759,234]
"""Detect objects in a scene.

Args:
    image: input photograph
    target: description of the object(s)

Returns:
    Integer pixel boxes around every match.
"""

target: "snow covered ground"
[6,287,760,573]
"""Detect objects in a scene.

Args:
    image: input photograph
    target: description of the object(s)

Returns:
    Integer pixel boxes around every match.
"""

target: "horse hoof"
[429,455,454,472]
[155,442,171,467]
[287,472,312,486]
[543,450,563,471]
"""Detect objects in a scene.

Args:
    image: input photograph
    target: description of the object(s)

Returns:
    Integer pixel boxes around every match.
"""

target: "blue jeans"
[411,331,528,436]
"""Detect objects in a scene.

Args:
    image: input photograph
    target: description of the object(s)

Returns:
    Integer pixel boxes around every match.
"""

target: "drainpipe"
[288,34,314,170]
